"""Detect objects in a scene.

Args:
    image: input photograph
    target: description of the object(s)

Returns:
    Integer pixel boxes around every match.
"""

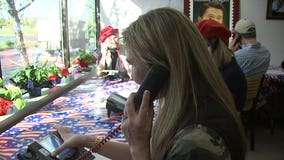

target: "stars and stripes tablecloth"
[259,66,284,99]
[0,77,139,160]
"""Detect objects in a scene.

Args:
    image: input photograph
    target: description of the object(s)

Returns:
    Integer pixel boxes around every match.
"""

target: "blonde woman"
[53,8,247,160]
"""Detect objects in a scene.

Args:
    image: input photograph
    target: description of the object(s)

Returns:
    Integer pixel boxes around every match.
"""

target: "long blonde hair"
[122,7,246,160]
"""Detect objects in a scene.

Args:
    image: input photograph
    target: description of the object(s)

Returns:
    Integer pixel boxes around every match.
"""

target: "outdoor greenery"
[0,26,37,50]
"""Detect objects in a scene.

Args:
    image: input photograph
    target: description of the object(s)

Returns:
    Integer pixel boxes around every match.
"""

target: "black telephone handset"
[233,33,242,50]
[134,64,170,111]
[236,36,242,49]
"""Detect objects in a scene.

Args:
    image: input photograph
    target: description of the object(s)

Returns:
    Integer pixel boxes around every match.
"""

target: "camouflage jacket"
[165,124,231,160]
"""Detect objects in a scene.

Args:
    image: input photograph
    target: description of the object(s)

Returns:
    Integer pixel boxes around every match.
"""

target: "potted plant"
[12,61,69,97]
[73,48,96,68]
[0,78,25,115]
[13,63,48,97]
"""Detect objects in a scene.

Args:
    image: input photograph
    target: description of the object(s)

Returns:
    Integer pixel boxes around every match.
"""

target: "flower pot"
[29,87,42,98]
[6,104,18,115]
[47,77,61,88]
[79,60,89,68]
[41,88,50,96]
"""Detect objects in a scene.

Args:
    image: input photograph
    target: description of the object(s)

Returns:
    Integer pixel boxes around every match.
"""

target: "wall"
[240,0,284,66]
[100,0,284,66]
[100,0,183,33]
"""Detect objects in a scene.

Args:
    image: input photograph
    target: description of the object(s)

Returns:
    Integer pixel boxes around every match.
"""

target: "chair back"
[242,74,265,151]
[243,75,264,111]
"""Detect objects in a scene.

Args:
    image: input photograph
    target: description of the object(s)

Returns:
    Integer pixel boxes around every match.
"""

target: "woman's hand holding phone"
[121,91,153,159]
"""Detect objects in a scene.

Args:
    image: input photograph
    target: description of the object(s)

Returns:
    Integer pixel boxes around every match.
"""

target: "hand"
[121,90,154,159]
[51,125,94,157]
[96,48,111,76]
[229,36,241,52]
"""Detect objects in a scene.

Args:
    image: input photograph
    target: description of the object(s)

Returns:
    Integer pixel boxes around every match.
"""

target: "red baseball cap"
[99,26,119,43]
[195,19,231,43]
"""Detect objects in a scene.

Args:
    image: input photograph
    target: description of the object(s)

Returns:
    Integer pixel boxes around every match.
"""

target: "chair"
[241,74,264,151]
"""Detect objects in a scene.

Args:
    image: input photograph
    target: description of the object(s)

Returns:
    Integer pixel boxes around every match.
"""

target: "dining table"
[259,65,284,101]
[0,74,139,160]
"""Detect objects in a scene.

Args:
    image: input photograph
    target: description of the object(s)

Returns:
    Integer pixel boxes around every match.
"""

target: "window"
[0,0,98,84]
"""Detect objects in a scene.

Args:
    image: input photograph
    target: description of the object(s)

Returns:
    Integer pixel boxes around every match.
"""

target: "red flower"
[60,67,69,77]
[0,97,13,116]
[79,59,89,68]
[74,58,80,64]
[48,74,58,81]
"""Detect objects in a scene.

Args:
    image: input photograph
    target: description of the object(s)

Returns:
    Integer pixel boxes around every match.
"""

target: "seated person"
[52,8,247,160]
[230,18,271,77]
[196,19,247,112]
[95,26,130,80]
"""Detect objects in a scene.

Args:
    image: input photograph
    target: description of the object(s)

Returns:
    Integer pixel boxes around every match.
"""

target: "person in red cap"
[95,25,130,80]
[196,19,247,112]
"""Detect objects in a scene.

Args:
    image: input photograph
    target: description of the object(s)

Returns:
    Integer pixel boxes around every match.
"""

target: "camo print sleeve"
[165,124,231,160]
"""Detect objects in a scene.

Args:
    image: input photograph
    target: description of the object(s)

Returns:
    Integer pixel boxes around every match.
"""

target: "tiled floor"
[245,89,284,160]
[246,122,284,160]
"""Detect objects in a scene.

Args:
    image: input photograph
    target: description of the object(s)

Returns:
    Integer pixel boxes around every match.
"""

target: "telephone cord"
[75,124,121,160]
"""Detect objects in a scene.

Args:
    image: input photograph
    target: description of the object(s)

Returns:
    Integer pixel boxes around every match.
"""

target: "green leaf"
[76,48,96,64]
[0,88,9,98]
[4,85,22,100]
[13,63,64,89]
[13,98,25,110]
[0,78,3,87]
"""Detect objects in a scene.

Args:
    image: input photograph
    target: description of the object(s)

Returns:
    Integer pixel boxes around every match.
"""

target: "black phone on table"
[17,131,95,160]
[106,93,127,117]
[134,64,169,111]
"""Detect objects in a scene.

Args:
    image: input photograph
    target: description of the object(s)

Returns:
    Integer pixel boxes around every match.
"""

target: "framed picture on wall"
[184,0,240,30]
[266,0,284,19]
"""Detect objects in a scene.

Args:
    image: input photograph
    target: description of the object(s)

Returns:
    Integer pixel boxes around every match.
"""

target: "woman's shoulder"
[165,124,231,160]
